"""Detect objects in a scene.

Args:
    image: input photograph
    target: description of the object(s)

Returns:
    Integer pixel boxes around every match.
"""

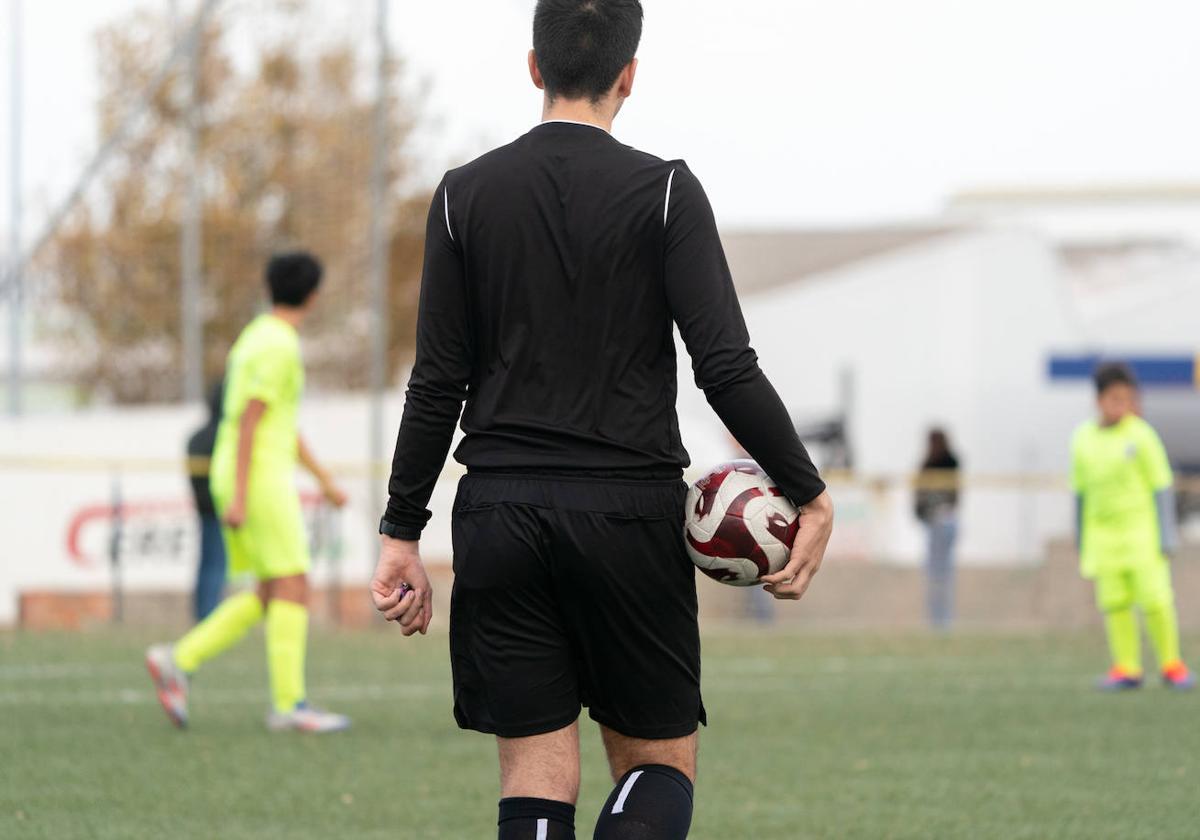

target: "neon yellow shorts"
[213,482,310,582]
[1094,559,1174,613]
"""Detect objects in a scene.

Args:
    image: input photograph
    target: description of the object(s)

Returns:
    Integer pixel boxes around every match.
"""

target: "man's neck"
[270,306,305,329]
[541,97,616,133]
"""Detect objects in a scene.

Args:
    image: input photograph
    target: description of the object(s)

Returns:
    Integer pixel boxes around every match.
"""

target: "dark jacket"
[916,453,960,524]
[186,381,224,516]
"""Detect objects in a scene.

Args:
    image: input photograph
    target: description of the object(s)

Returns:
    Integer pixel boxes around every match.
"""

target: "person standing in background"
[147,252,352,732]
[1072,363,1193,691]
[916,428,960,630]
[186,379,226,621]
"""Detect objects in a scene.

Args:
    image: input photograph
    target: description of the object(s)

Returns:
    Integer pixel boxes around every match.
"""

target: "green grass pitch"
[1,627,1197,839]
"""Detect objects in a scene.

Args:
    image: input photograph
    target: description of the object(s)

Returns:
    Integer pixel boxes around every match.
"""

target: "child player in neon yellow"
[1072,362,1194,691]
[146,252,353,730]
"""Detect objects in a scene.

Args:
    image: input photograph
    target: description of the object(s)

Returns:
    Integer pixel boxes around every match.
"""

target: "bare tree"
[44,4,429,403]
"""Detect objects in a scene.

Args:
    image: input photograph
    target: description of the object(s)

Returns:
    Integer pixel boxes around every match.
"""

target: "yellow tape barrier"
[3,455,1200,493]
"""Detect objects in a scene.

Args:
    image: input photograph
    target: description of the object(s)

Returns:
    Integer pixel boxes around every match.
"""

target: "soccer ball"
[684,460,800,586]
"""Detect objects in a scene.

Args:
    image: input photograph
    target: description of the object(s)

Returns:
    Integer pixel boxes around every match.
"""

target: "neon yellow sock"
[1144,602,1182,670]
[267,599,308,714]
[174,590,264,673]
[1104,607,1142,675]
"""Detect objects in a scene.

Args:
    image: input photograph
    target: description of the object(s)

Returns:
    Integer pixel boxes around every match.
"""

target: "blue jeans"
[195,512,227,621]
[925,512,958,629]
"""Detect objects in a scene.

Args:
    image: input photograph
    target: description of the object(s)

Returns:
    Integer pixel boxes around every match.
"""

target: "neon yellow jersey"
[210,314,304,497]
[1070,414,1172,577]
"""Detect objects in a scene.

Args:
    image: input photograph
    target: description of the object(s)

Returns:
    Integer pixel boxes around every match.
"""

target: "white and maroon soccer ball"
[684,460,800,586]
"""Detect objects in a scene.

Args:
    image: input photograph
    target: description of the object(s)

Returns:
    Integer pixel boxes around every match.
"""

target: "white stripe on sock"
[612,769,644,815]
[536,817,548,840]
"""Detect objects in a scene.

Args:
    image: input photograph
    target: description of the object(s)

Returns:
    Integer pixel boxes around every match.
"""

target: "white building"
[699,188,1200,569]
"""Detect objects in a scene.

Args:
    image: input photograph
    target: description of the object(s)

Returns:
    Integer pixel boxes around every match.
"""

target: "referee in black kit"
[371,2,834,838]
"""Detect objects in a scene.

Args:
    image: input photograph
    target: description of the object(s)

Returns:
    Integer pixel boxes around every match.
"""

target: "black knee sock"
[498,797,576,839]
[593,764,694,840]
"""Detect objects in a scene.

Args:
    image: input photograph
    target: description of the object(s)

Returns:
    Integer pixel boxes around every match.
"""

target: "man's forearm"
[381,381,464,538]
[706,369,826,508]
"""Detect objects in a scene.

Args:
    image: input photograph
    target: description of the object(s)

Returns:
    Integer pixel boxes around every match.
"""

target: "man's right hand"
[223,497,247,529]
[761,490,834,601]
[371,535,433,636]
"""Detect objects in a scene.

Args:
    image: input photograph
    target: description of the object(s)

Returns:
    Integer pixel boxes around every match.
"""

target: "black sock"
[498,797,576,839]
[593,764,694,840]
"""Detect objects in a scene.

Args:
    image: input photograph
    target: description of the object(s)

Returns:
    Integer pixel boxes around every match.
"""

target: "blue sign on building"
[1048,354,1199,388]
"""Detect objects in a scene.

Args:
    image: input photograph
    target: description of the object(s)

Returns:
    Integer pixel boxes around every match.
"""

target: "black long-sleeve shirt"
[383,121,825,538]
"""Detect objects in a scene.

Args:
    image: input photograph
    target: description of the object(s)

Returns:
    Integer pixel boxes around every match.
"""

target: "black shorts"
[449,472,706,740]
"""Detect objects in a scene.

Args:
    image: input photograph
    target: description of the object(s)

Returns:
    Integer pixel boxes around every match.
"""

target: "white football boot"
[266,702,351,733]
[145,644,190,729]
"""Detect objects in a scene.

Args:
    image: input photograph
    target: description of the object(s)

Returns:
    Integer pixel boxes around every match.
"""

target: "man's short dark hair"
[533,0,643,103]
[266,251,323,307]
[1094,361,1137,395]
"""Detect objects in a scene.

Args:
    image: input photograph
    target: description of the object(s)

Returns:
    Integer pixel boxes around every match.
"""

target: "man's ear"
[528,49,545,90]
[616,58,638,98]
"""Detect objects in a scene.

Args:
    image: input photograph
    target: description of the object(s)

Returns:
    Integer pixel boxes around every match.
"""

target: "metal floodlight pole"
[7,0,24,417]
[367,0,392,564]
[180,0,205,403]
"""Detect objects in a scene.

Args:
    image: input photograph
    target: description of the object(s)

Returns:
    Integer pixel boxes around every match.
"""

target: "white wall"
[739,230,1083,566]
[0,396,440,627]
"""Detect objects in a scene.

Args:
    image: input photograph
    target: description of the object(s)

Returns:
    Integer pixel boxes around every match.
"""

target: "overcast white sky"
[2,0,1199,244]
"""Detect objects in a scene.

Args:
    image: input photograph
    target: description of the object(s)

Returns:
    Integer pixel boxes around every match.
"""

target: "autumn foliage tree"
[46,4,429,403]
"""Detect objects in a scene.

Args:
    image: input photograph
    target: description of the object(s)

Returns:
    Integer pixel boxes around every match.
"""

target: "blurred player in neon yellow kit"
[146,252,354,730]
[1071,363,1193,691]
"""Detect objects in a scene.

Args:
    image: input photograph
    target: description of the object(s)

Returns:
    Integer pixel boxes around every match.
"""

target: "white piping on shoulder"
[443,186,455,241]
[663,168,677,227]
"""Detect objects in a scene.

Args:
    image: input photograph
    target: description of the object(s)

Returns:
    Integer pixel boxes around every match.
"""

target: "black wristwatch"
[379,518,421,541]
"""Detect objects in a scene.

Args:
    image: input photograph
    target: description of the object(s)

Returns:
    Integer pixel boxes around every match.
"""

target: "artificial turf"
[1,627,1196,838]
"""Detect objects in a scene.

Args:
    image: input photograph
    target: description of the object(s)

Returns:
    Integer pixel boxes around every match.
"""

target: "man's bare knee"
[600,726,698,783]
[498,722,581,803]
